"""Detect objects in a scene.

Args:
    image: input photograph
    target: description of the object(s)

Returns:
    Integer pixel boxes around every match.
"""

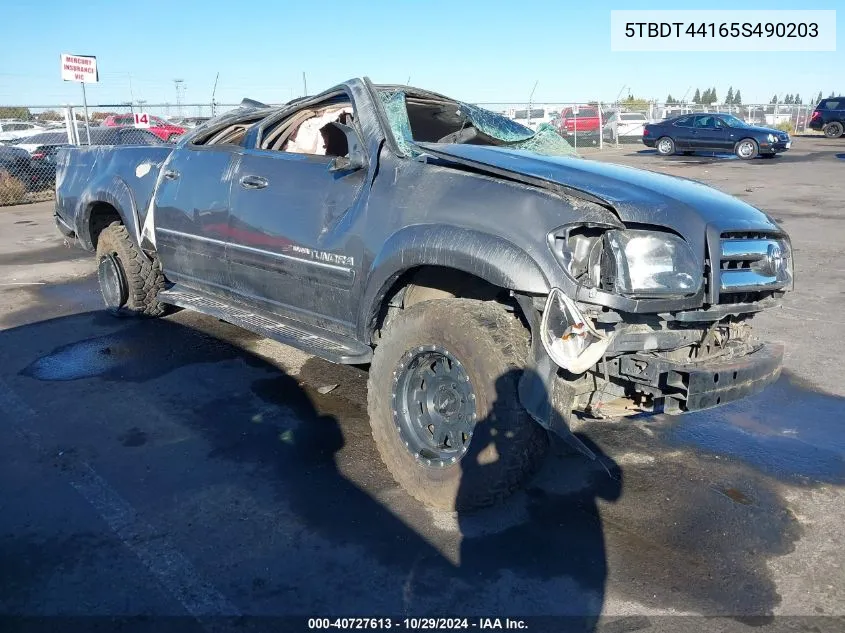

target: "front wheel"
[823,122,844,138]
[367,298,548,511]
[656,136,675,156]
[96,222,166,317]
[735,138,759,160]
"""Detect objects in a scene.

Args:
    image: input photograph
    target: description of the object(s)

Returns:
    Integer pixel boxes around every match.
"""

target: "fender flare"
[76,175,141,251]
[358,224,550,339]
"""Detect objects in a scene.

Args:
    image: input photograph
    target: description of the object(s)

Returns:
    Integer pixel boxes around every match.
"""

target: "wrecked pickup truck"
[55,78,792,510]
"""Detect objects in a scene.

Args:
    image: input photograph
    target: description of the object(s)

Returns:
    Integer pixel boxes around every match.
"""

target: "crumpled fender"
[358,223,550,338]
[76,174,140,251]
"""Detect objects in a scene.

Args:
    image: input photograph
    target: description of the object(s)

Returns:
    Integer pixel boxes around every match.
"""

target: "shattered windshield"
[379,90,576,158]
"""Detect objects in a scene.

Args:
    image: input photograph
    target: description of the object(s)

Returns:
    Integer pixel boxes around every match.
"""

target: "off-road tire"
[823,122,844,138]
[367,298,549,511]
[95,222,166,317]
[656,136,675,156]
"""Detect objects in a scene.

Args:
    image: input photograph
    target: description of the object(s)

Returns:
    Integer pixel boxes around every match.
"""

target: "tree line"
[664,89,836,107]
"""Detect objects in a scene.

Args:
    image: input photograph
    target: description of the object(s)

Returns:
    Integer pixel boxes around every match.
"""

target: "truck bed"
[55,144,174,250]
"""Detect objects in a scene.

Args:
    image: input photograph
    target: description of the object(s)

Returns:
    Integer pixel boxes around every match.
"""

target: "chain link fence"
[0,103,248,207]
[0,99,821,206]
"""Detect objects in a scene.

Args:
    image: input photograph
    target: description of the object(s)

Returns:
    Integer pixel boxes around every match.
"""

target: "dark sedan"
[643,113,791,159]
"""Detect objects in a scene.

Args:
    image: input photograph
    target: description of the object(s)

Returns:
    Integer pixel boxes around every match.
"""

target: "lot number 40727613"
[133,113,151,128]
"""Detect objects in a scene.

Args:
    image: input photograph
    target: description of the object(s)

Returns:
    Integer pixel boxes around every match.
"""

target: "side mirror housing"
[327,122,367,172]
[329,151,366,172]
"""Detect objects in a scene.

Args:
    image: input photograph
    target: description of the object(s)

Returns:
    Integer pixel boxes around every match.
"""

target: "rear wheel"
[656,136,675,156]
[735,138,759,160]
[95,223,166,317]
[367,298,548,511]
[823,122,844,138]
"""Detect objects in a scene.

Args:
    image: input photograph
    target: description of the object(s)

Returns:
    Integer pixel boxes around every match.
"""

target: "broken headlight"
[549,224,612,287]
[541,288,612,374]
[603,230,701,297]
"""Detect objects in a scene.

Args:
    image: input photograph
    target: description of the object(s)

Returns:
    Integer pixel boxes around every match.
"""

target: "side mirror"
[329,150,366,172]
[327,122,367,173]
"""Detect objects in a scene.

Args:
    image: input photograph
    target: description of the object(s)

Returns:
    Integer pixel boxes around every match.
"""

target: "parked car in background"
[603,111,650,143]
[14,126,166,154]
[101,114,186,142]
[809,97,845,138]
[0,145,33,182]
[0,120,50,141]
[557,106,601,139]
[14,127,166,190]
[0,144,57,192]
[503,107,556,131]
[643,112,790,159]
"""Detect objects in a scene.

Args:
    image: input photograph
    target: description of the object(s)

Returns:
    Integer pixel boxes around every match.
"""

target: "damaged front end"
[518,221,792,450]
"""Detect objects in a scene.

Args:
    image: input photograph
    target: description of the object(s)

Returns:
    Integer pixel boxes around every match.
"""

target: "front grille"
[714,232,790,303]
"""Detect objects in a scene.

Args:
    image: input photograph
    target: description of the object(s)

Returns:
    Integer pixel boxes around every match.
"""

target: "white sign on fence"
[60,53,98,83]
[133,113,152,128]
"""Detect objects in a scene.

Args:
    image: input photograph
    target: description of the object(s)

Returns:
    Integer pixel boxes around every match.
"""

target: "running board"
[159,285,372,364]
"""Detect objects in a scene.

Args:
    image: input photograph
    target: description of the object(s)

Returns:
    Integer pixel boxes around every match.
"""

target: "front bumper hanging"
[615,343,784,414]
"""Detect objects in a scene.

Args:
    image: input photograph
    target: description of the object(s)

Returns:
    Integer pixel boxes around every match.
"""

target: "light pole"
[174,79,185,117]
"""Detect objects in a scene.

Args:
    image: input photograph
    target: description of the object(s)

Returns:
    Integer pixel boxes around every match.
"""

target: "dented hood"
[416,143,782,251]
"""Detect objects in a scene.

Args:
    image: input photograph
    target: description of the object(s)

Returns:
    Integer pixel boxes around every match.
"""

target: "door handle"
[239,175,268,190]
[162,169,180,180]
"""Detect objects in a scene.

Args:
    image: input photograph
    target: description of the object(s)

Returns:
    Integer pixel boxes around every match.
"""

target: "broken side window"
[260,101,355,156]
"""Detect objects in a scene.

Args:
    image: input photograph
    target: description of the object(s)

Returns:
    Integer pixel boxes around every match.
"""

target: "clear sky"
[0,0,841,108]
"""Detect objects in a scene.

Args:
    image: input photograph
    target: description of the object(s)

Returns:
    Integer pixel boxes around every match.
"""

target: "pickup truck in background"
[557,106,601,140]
[54,78,793,511]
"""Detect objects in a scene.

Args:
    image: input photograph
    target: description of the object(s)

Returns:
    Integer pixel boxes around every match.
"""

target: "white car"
[0,120,50,142]
[603,111,651,142]
[503,107,557,131]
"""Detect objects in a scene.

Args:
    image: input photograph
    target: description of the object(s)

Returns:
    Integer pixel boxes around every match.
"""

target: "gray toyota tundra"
[54,78,793,510]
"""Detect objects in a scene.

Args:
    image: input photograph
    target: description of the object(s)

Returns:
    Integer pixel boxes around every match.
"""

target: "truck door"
[152,125,246,296]
[226,96,367,335]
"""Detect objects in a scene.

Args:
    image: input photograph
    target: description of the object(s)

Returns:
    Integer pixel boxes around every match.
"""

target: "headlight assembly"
[767,133,776,143]
[603,230,701,297]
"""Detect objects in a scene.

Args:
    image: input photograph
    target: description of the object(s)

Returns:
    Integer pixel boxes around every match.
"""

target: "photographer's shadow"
[440,370,622,625]
[255,366,620,626]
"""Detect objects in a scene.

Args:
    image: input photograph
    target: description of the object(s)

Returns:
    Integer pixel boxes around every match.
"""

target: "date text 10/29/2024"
[308,618,528,630]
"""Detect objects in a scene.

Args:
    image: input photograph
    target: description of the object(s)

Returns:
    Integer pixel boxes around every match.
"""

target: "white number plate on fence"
[134,113,151,128]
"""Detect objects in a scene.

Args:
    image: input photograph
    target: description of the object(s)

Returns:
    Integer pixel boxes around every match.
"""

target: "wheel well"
[373,266,527,343]
[88,202,122,249]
